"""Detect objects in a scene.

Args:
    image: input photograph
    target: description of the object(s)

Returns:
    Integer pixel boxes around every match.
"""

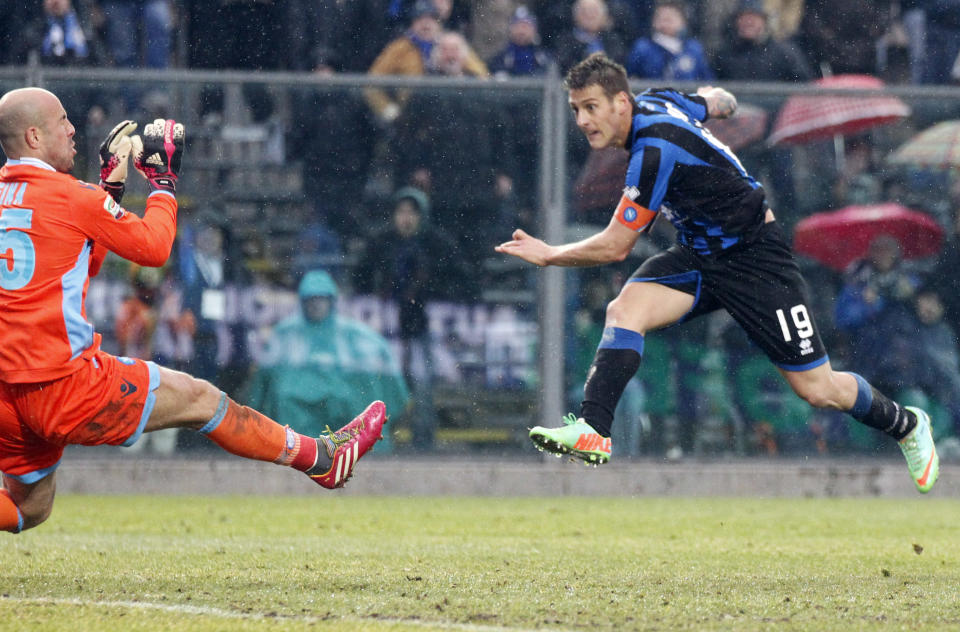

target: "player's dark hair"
[563,53,631,100]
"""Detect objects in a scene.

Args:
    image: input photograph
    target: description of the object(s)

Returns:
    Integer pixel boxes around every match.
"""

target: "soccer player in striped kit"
[497,53,938,493]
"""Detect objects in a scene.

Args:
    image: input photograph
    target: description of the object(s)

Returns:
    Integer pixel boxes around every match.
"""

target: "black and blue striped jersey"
[624,88,768,255]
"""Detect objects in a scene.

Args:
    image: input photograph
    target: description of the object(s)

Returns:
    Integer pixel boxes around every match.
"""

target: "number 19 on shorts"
[776,304,813,342]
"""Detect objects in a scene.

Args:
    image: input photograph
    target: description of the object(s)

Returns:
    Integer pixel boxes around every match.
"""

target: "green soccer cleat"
[529,413,612,466]
[900,407,939,493]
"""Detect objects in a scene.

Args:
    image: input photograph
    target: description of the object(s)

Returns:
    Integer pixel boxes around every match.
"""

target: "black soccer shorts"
[628,221,828,371]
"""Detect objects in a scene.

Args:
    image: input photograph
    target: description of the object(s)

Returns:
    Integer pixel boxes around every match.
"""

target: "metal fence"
[5,65,960,459]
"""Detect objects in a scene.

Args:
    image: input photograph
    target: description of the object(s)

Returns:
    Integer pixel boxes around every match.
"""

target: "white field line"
[2,596,567,632]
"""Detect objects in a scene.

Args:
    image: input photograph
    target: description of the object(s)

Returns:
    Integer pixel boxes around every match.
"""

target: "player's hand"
[99,119,136,202]
[697,86,737,120]
[495,228,554,267]
[131,118,185,193]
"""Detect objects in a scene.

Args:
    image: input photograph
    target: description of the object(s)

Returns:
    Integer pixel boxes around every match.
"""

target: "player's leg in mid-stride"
[149,364,387,490]
[901,407,939,493]
[531,226,939,494]
[530,413,613,465]
[530,280,694,466]
[782,366,938,493]
[0,355,388,533]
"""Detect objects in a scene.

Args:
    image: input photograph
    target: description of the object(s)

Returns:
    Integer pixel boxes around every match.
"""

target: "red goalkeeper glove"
[99,119,136,203]
[131,118,185,194]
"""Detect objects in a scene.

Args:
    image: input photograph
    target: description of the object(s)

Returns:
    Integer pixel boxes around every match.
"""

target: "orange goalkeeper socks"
[0,489,23,533]
[199,393,319,471]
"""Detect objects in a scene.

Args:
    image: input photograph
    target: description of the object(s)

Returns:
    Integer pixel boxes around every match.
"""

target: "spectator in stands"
[427,30,489,77]
[625,0,713,81]
[487,5,554,77]
[95,0,172,115]
[431,0,473,33]
[536,0,642,56]
[550,0,629,73]
[15,0,108,160]
[486,5,552,211]
[469,0,522,61]
[365,1,488,125]
[710,0,813,227]
[928,198,960,335]
[684,0,730,57]
[98,0,172,69]
[895,0,927,84]
[389,31,513,262]
[169,211,251,398]
[246,270,409,449]
[923,1,960,84]
[712,0,814,82]
[161,213,252,451]
[830,136,884,208]
[875,5,914,84]
[834,235,922,395]
[17,0,105,67]
[286,29,377,241]
[908,287,960,437]
[796,0,894,76]
[761,0,805,42]
[114,264,163,361]
[354,187,465,450]
[698,0,805,54]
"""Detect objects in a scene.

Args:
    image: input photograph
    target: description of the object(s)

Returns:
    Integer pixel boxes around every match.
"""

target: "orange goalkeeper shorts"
[0,350,159,483]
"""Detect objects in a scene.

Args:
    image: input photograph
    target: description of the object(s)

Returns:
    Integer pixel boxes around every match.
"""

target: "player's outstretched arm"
[84,119,184,268]
[495,229,556,266]
[696,86,737,120]
[496,219,639,267]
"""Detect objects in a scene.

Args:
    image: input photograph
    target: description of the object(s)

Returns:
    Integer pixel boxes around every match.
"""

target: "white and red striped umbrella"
[768,75,910,146]
[887,120,960,169]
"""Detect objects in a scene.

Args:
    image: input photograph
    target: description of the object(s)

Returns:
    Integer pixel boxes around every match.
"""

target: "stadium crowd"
[4,1,953,83]
[7,0,960,457]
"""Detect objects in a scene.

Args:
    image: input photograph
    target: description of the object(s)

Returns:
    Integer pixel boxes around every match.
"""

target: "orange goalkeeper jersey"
[0,158,177,383]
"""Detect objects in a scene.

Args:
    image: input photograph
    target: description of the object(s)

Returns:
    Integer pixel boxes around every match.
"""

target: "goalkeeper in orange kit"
[0,87,387,533]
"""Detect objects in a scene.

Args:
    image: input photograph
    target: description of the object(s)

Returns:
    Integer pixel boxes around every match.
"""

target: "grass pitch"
[2,495,959,631]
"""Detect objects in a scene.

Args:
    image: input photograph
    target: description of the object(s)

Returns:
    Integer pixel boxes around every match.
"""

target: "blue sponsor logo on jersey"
[118,356,136,365]
[623,208,637,222]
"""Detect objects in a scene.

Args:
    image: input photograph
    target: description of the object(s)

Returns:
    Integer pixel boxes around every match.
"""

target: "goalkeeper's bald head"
[0,87,61,157]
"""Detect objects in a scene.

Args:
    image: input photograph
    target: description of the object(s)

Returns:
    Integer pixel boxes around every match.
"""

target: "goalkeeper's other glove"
[98,119,137,203]
[131,118,185,194]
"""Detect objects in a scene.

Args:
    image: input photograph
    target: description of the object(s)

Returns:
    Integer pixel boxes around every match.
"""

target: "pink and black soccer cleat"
[307,401,387,489]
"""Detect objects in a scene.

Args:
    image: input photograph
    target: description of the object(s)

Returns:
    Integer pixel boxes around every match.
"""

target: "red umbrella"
[793,203,943,271]
[768,75,911,146]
